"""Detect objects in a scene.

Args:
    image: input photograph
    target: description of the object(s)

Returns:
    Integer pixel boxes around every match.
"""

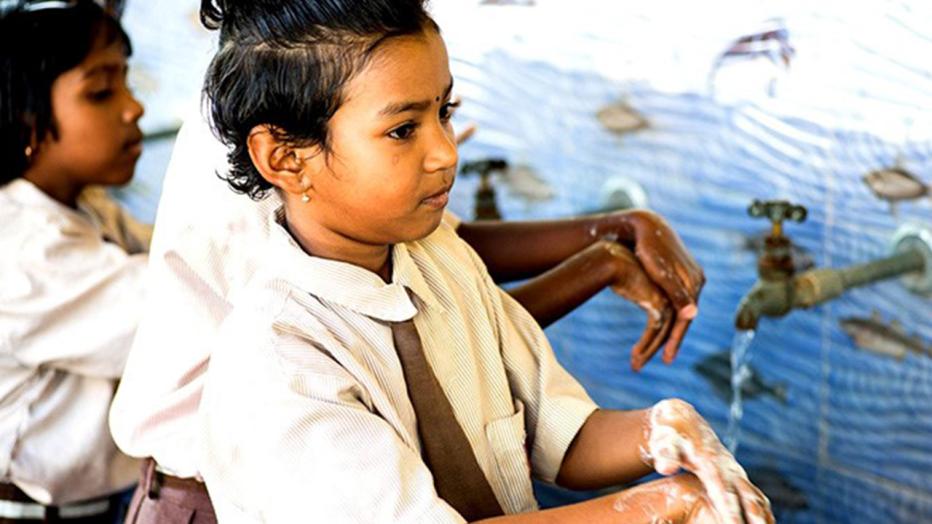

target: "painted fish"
[746,467,809,512]
[715,20,795,69]
[862,166,929,206]
[693,350,788,404]
[742,233,815,272]
[596,100,648,136]
[840,312,931,360]
[709,20,794,97]
[501,163,555,202]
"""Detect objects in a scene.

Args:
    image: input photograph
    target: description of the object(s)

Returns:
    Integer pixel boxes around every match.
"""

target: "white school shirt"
[199,212,597,523]
[109,106,463,479]
[0,179,146,504]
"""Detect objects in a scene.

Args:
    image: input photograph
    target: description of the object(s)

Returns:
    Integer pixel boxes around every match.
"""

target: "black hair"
[202,0,438,200]
[0,0,132,186]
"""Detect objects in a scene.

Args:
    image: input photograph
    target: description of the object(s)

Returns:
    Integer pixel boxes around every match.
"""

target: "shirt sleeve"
[2,225,147,379]
[199,307,467,524]
[466,246,598,485]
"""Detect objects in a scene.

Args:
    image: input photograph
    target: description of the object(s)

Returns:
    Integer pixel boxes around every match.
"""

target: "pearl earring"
[301,193,310,204]
[24,146,33,159]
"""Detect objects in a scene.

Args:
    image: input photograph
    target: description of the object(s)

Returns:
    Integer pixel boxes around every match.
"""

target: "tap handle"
[748,199,807,237]
[460,158,509,176]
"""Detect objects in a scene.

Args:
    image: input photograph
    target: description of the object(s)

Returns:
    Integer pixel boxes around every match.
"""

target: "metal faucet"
[460,158,508,220]
[735,200,931,330]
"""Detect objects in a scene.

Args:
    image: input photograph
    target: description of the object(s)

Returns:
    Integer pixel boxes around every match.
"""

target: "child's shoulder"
[0,180,123,277]
[211,272,360,393]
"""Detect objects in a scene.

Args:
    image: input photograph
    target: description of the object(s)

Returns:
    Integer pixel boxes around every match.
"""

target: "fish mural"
[840,311,931,360]
[746,467,809,513]
[596,100,649,136]
[862,166,929,214]
[501,163,555,203]
[715,20,795,68]
[709,19,795,97]
[741,232,816,272]
[461,158,555,206]
[694,350,788,404]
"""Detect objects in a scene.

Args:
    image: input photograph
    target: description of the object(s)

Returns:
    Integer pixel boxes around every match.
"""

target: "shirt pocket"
[484,399,537,513]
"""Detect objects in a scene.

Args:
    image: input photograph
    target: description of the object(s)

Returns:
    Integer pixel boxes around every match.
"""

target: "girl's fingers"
[629,320,660,371]
[662,315,694,364]
[690,457,744,524]
[455,122,477,144]
[633,306,673,370]
[735,477,774,524]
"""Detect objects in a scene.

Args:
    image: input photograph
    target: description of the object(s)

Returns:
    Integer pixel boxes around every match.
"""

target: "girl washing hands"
[191,1,772,522]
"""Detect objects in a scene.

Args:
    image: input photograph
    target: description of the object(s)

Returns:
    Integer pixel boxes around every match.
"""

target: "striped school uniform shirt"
[0,179,145,504]
[109,106,468,482]
[199,211,598,523]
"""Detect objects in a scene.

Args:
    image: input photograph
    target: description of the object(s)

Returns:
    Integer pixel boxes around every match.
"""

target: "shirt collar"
[2,179,97,232]
[268,208,445,323]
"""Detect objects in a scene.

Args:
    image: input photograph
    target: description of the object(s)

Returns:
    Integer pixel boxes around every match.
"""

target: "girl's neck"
[23,167,83,209]
[284,207,393,283]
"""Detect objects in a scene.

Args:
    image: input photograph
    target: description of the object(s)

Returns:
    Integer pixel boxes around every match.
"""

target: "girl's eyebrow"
[379,78,454,117]
[82,63,126,79]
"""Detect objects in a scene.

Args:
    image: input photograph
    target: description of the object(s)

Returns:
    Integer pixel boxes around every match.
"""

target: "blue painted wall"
[120,2,931,522]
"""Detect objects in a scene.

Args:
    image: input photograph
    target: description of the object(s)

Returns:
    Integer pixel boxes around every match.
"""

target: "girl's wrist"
[596,208,653,243]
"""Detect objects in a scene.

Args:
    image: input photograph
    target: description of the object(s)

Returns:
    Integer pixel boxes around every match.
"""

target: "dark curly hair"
[201,0,438,200]
[0,0,131,186]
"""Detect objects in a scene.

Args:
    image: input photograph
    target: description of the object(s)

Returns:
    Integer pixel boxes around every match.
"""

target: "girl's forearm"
[475,475,703,524]
[506,241,620,327]
[455,213,638,283]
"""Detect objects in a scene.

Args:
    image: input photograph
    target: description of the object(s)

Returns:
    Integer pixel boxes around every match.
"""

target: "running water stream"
[725,329,756,453]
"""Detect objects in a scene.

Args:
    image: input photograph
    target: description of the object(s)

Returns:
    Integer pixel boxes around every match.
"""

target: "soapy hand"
[643,399,774,524]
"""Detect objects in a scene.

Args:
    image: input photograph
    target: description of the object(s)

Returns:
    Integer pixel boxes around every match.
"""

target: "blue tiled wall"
[121,2,931,522]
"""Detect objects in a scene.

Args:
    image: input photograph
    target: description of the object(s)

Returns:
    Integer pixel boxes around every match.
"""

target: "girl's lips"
[126,140,143,157]
[422,190,450,209]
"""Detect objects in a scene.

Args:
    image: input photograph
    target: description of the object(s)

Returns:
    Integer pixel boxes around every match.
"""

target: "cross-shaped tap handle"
[748,199,807,237]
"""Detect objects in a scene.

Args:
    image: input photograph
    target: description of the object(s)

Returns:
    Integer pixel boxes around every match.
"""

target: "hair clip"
[22,0,76,12]
[2,0,123,17]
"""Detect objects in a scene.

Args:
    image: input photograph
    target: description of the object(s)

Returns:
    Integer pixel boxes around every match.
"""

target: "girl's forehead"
[76,41,126,77]
[345,31,451,107]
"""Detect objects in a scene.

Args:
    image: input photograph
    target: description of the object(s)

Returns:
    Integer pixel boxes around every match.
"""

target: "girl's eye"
[440,100,461,122]
[389,123,418,140]
[88,89,114,102]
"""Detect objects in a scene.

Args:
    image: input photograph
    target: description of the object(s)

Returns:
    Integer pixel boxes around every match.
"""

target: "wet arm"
[475,474,706,524]
[455,213,637,284]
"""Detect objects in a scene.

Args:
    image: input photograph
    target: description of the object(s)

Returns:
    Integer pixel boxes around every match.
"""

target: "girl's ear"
[247,125,320,197]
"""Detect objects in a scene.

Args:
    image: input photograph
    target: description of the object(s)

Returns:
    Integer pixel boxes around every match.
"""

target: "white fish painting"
[862,166,929,214]
[501,163,555,203]
[708,19,794,98]
[596,100,648,136]
[839,311,931,360]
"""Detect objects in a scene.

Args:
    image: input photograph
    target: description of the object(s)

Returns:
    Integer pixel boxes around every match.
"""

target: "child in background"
[195,1,773,523]
[0,1,147,522]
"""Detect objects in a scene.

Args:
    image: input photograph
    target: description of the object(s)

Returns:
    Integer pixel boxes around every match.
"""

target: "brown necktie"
[390,319,505,520]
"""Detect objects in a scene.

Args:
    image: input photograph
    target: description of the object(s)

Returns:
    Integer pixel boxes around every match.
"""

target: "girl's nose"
[123,94,144,124]
[424,122,458,174]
